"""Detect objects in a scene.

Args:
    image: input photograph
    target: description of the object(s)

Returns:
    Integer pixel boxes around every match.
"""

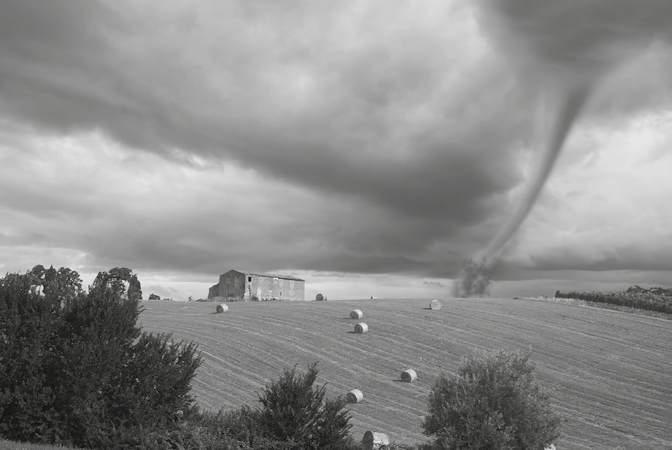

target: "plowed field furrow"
[138,298,671,450]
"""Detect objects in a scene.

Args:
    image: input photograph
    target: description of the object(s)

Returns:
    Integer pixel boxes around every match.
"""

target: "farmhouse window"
[248,276,252,282]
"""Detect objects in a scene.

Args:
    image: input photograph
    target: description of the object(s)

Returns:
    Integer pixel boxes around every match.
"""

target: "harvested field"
[138,298,671,449]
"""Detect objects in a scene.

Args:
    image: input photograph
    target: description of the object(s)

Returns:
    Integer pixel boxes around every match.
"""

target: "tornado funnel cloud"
[480,82,593,261]
[453,82,592,297]
[453,0,672,298]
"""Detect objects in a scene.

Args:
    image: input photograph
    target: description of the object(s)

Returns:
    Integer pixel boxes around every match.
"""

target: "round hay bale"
[400,368,417,383]
[346,389,363,404]
[362,431,390,450]
[316,293,326,301]
[354,322,368,334]
[430,299,442,310]
[216,303,228,313]
[350,309,363,319]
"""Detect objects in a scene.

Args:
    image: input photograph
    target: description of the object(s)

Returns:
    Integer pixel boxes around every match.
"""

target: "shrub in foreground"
[201,363,354,450]
[422,348,560,450]
[257,362,353,449]
[0,266,202,449]
[193,362,355,450]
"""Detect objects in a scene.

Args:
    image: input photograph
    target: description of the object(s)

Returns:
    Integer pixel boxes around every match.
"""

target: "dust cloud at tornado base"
[451,257,498,298]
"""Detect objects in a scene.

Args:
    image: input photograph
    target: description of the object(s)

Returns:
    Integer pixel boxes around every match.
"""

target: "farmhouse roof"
[250,272,304,282]
[234,270,304,282]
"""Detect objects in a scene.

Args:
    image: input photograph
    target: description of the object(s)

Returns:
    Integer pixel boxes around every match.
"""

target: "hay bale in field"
[544,445,556,450]
[430,299,441,310]
[346,389,363,403]
[354,322,368,334]
[400,368,417,383]
[350,309,363,319]
[215,303,228,313]
[316,293,326,301]
[362,431,389,449]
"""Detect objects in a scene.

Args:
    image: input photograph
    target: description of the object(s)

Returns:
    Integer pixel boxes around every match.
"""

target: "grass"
[136,297,671,450]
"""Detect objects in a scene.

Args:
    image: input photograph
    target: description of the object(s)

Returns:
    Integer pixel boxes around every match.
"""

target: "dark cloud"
[476,0,672,80]
[0,0,122,60]
[0,0,671,294]
[0,141,469,279]
[0,0,529,231]
[472,0,672,259]
[523,246,672,272]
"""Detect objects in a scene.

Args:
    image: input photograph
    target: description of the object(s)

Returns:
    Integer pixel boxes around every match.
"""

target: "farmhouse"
[208,269,305,301]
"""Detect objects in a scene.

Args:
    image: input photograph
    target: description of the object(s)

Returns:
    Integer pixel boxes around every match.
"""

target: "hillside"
[138,298,671,450]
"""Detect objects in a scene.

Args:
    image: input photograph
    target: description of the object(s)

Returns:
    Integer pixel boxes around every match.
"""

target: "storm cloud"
[1,0,671,299]
[476,0,672,259]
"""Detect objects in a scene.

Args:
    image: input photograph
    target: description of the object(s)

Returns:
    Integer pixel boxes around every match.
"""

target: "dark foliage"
[193,407,300,450]
[422,349,560,450]
[555,287,671,314]
[0,271,63,442]
[256,362,353,449]
[0,266,202,449]
[191,363,356,450]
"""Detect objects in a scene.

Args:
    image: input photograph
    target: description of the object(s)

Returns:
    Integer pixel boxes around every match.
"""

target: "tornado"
[479,80,593,261]
[452,0,672,297]
[453,81,592,297]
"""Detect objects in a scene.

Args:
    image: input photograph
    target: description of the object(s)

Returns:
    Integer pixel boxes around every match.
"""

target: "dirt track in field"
[138,298,671,449]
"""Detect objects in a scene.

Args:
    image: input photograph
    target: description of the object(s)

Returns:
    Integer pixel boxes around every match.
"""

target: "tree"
[0,266,201,449]
[44,267,84,304]
[91,267,142,301]
[256,362,353,450]
[0,272,63,442]
[422,348,561,450]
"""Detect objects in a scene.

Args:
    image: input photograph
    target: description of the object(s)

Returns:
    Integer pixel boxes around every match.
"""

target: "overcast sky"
[1,0,671,300]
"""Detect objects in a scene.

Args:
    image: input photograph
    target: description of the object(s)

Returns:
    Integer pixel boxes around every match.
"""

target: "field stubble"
[138,298,671,450]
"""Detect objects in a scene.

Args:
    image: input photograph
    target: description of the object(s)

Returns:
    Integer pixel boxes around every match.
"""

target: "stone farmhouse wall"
[248,274,304,301]
[217,270,247,299]
[208,269,305,301]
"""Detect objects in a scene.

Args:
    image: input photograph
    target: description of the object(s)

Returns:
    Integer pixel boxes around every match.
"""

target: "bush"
[193,363,355,450]
[256,362,354,450]
[422,348,560,450]
[0,266,202,449]
[0,271,64,443]
[197,409,300,450]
